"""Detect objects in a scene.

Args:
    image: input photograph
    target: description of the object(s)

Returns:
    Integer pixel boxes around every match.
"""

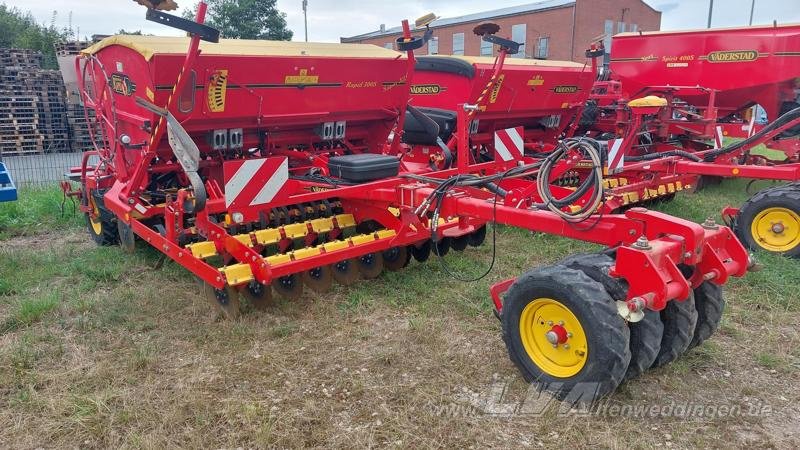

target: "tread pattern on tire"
[558,253,663,381]
[689,282,725,349]
[501,265,631,401]
[87,189,119,246]
[735,184,800,257]
[653,294,698,368]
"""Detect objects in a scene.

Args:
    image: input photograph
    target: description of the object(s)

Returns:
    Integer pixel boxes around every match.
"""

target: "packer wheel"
[735,185,800,257]
[688,282,725,349]
[652,294,698,368]
[559,253,663,381]
[241,281,274,311]
[502,265,630,401]
[433,237,451,257]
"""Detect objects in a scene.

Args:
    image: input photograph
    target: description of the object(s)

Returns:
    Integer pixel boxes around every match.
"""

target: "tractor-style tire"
[625,311,664,380]
[502,265,631,402]
[735,185,800,257]
[652,294,698,368]
[85,189,118,246]
[688,282,725,350]
[559,253,663,381]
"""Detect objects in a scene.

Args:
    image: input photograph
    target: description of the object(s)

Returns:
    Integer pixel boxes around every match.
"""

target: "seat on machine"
[402,107,457,146]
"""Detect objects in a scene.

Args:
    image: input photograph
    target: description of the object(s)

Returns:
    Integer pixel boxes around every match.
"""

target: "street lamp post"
[303,0,308,42]
[707,0,714,28]
[749,0,756,25]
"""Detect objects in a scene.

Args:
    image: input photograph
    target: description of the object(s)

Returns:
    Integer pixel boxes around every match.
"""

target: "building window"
[511,24,526,58]
[480,37,493,56]
[535,37,549,59]
[630,23,639,33]
[452,33,464,55]
[617,22,625,33]
[428,37,439,55]
[384,42,394,50]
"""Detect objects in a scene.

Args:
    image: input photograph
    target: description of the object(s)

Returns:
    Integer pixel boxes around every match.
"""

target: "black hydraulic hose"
[703,106,800,162]
[627,149,702,163]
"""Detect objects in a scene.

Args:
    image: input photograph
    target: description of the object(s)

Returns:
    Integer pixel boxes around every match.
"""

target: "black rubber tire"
[85,189,118,246]
[559,253,663,381]
[625,311,664,380]
[688,282,725,350]
[735,185,800,257]
[652,294,698,368]
[502,265,631,402]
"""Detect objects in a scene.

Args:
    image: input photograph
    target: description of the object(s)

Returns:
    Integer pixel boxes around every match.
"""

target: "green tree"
[0,4,69,69]
[183,0,292,40]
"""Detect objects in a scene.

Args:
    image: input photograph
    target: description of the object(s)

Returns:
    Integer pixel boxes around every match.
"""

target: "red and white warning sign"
[223,157,289,209]
[714,125,725,149]
[606,138,625,174]
[494,126,525,162]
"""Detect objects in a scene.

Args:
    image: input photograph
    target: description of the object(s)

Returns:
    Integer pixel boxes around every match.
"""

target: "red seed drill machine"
[61,1,754,400]
[581,23,800,256]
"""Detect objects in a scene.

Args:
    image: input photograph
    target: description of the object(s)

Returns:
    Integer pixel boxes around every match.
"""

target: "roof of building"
[84,35,405,61]
[341,0,576,42]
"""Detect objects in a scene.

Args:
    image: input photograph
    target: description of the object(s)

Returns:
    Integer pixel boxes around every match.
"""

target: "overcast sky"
[7,0,800,42]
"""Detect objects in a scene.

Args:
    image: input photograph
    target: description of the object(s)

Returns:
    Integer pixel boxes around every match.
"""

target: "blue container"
[0,162,17,202]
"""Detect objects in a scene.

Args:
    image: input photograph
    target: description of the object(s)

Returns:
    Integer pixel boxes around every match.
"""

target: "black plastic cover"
[328,154,400,182]
[415,56,475,79]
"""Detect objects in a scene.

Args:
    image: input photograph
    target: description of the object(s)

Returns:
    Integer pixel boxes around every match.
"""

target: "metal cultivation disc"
[382,246,411,271]
[201,283,242,320]
[451,235,470,252]
[434,237,452,257]
[118,221,136,254]
[468,225,487,247]
[240,281,274,311]
[302,266,334,293]
[332,259,360,285]
[410,240,432,262]
[357,252,384,279]
[272,274,304,300]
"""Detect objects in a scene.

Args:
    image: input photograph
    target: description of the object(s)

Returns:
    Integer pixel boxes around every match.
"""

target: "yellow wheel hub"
[751,207,800,252]
[88,196,102,235]
[519,298,588,378]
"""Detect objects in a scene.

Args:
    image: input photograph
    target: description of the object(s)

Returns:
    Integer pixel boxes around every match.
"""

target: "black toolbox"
[328,154,400,182]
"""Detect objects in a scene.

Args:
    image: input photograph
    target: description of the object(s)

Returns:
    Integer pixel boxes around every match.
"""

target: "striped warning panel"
[494,126,524,162]
[223,157,289,209]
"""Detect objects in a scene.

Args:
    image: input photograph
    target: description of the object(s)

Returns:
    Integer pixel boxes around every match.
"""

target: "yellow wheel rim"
[88,196,102,235]
[519,298,588,378]
[750,207,800,252]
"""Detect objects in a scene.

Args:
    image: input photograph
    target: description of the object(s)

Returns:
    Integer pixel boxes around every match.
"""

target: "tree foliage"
[0,4,70,69]
[183,0,292,41]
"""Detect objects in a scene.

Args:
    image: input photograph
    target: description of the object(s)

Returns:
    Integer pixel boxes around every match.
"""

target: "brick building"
[340,0,661,62]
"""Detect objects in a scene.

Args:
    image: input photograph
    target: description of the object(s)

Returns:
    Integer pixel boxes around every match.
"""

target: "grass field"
[0,180,798,448]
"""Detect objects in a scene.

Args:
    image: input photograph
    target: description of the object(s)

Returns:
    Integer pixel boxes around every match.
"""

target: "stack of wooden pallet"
[57,40,98,152]
[0,48,71,155]
[0,49,46,155]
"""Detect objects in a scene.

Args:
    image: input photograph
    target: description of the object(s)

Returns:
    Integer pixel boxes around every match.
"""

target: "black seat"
[402,107,457,146]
